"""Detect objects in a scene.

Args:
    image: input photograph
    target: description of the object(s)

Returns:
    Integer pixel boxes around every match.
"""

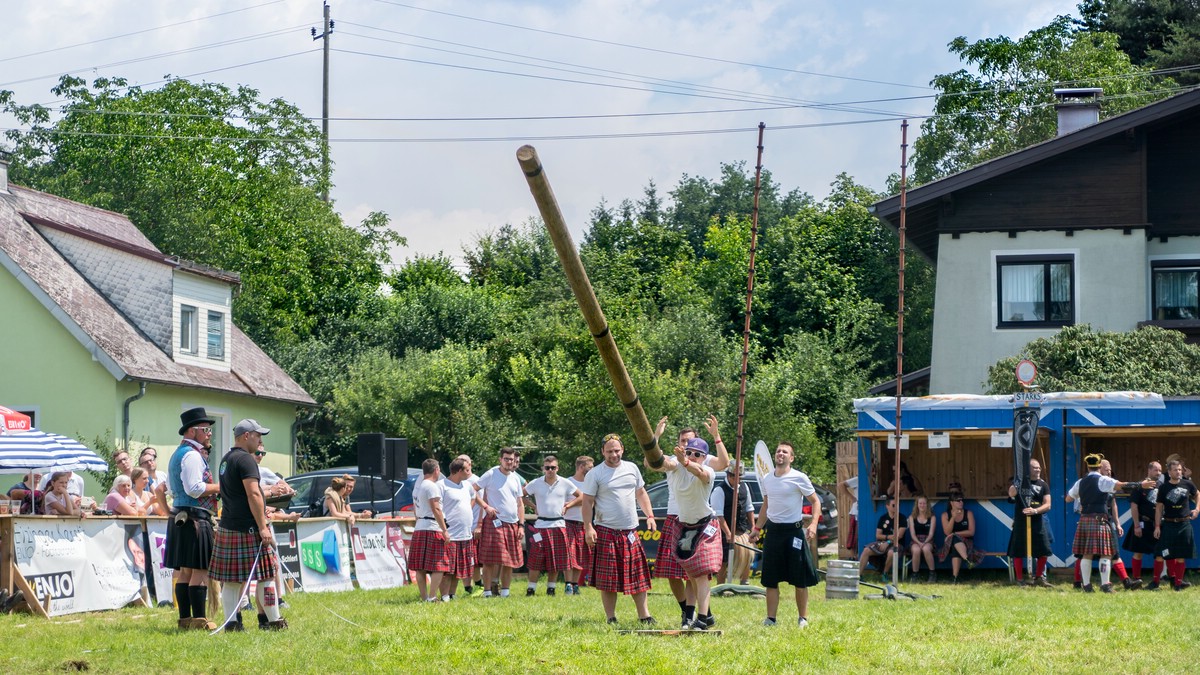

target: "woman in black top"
[908,495,937,582]
[1154,459,1198,591]
[939,496,984,582]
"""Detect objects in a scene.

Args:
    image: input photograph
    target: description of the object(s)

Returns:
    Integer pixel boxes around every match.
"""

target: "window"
[179,305,197,354]
[1152,261,1200,320]
[206,310,225,360]
[997,255,1074,328]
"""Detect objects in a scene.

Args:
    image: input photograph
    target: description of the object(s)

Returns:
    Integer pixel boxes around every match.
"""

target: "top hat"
[179,407,216,435]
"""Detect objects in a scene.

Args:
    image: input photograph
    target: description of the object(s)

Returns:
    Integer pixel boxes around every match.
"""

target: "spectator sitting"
[131,467,161,515]
[938,496,984,582]
[138,447,168,490]
[113,449,134,479]
[37,470,84,508]
[104,475,146,516]
[7,472,43,514]
[908,495,938,581]
[859,497,906,581]
[343,476,374,519]
[253,444,294,500]
[323,475,356,526]
[45,471,83,517]
[886,461,924,498]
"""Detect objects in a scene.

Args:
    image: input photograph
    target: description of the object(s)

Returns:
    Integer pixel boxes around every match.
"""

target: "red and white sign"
[1015,359,1038,387]
[0,406,32,434]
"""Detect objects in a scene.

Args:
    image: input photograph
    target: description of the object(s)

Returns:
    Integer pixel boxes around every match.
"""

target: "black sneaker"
[1146,581,1161,591]
[1072,581,1082,590]
[1123,577,1142,590]
[546,587,556,596]
[688,618,708,631]
[639,616,656,626]
[701,614,716,628]
[1100,583,1114,593]
[526,588,536,597]
[607,616,618,625]
[257,614,268,629]
[1175,580,1192,591]
[1082,584,1095,593]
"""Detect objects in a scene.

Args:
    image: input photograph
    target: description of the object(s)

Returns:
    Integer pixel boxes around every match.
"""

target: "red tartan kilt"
[589,525,651,594]
[652,515,686,579]
[445,539,476,578]
[566,520,588,571]
[478,521,524,567]
[677,523,723,579]
[527,526,571,572]
[410,530,450,572]
[1072,514,1116,557]
[210,528,278,583]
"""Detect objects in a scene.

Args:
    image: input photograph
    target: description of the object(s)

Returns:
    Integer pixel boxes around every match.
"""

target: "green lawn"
[1,572,1194,674]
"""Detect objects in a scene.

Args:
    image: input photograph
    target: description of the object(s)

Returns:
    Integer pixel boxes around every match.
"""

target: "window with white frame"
[996,255,1074,328]
[179,305,198,354]
[206,310,225,360]
[1152,260,1200,320]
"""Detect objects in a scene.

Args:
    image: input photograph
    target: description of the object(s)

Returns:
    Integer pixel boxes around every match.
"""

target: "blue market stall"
[850,393,1200,577]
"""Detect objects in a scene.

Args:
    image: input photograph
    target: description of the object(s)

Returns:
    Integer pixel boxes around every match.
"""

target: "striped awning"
[0,429,108,474]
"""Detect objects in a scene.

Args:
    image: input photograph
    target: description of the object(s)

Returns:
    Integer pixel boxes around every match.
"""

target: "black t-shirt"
[1009,478,1049,510]
[1156,479,1198,520]
[1129,484,1158,522]
[219,447,261,532]
[876,513,895,537]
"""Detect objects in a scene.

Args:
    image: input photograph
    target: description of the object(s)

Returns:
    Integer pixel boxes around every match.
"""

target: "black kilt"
[1122,519,1158,555]
[1007,513,1052,558]
[1159,521,1196,560]
[164,510,214,570]
[760,522,818,590]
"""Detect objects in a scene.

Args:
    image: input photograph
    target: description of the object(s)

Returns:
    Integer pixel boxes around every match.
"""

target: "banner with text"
[350,521,408,590]
[145,519,174,606]
[13,517,142,616]
[295,519,353,593]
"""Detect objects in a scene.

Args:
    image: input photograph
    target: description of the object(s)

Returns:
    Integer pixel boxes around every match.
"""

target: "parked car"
[284,466,422,517]
[637,471,838,562]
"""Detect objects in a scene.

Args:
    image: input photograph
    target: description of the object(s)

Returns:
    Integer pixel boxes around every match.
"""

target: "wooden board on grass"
[618,629,723,636]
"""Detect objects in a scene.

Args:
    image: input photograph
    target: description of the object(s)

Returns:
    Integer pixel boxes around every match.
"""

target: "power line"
[367,0,932,91]
[0,0,289,65]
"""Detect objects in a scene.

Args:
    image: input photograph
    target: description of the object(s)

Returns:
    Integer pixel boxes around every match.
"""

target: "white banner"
[295,519,353,593]
[350,521,408,590]
[13,517,142,616]
[145,518,174,606]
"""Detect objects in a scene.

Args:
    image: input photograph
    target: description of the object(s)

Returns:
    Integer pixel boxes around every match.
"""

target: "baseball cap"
[233,419,270,437]
[685,437,710,455]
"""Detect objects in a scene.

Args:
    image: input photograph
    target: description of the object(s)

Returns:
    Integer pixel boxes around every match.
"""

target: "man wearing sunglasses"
[252,445,293,500]
[522,455,582,596]
[475,447,526,597]
[164,407,221,631]
[582,433,657,625]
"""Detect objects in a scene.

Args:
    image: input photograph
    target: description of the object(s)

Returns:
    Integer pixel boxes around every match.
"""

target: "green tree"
[0,76,400,346]
[985,324,1200,394]
[1078,0,1200,84]
[912,16,1172,184]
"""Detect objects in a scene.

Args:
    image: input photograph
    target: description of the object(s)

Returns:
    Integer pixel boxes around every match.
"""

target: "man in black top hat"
[165,407,221,630]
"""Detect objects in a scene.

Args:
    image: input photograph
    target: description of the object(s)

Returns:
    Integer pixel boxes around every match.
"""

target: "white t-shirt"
[259,466,282,486]
[665,454,719,516]
[440,477,475,541]
[476,467,523,524]
[581,460,645,530]
[761,468,816,524]
[524,476,579,528]
[38,473,85,497]
[666,462,715,524]
[709,479,754,518]
[566,476,587,522]
[465,473,482,528]
[844,476,859,517]
[413,478,444,532]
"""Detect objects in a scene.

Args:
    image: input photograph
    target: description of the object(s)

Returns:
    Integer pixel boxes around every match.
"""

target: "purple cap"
[685,438,710,455]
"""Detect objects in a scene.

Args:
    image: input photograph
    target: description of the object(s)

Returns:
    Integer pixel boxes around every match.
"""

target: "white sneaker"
[798,617,809,629]
[762,618,777,627]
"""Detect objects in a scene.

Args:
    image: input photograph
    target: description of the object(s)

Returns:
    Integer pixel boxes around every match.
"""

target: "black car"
[638,471,838,562]
[284,466,421,517]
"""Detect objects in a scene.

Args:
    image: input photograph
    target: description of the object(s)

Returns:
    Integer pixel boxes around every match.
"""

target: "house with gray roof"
[0,158,314,487]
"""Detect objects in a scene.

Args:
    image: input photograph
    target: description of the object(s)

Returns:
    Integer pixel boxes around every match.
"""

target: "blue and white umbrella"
[0,429,108,475]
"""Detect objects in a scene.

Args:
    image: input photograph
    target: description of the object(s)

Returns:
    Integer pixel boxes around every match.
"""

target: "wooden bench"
[897,550,1013,582]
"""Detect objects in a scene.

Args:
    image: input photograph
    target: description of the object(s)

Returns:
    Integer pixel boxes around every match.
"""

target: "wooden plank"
[0,516,12,596]
[1067,425,1200,437]
[10,567,48,619]
[618,629,724,636]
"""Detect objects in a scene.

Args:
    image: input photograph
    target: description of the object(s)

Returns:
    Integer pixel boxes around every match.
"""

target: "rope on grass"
[208,544,262,636]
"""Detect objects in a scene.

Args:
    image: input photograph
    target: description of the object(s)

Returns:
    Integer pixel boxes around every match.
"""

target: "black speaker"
[384,438,409,482]
[357,433,385,476]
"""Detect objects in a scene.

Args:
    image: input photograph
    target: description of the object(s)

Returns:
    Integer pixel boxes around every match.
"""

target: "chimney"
[1054,88,1102,136]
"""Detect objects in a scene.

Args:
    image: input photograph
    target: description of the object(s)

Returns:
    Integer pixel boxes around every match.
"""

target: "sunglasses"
[254,451,267,457]
[684,450,706,458]
[543,466,558,471]
[603,433,622,443]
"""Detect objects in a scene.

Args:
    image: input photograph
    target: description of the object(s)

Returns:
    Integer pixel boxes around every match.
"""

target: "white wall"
[171,270,232,371]
[930,229,1147,394]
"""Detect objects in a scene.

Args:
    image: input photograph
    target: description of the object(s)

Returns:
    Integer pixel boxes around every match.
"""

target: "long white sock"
[547,582,556,589]
[220,583,244,625]
[527,582,537,590]
[255,580,282,622]
[1098,558,1111,586]
[499,588,510,597]
[1080,557,1093,586]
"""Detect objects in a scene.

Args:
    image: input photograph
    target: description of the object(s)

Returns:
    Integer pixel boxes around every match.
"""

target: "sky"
[0,0,1082,270]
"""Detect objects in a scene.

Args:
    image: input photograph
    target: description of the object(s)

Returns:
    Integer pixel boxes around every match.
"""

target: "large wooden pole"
[893,120,909,581]
[516,145,663,467]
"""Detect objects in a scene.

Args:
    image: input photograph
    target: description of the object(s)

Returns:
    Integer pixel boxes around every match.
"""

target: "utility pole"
[311,2,333,202]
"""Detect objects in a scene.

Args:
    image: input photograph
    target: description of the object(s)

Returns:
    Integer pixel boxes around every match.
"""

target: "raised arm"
[703,414,729,472]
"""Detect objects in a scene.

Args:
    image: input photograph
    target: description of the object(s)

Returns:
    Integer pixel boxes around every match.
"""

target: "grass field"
[2,570,1196,674]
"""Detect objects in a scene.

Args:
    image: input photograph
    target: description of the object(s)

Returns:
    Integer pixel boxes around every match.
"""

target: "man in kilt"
[1154,459,1198,591]
[1124,461,1164,587]
[1067,453,1154,593]
[210,419,285,631]
[411,458,450,602]
[439,456,477,601]
[522,454,581,596]
[1007,459,1052,586]
[582,433,658,625]
[165,407,221,631]
[664,438,722,630]
[751,442,821,628]
[564,455,594,594]
[475,447,525,597]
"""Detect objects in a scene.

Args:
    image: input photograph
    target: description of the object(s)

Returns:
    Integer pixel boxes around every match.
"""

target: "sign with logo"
[351,521,408,590]
[13,517,142,616]
[146,519,174,606]
[295,520,352,592]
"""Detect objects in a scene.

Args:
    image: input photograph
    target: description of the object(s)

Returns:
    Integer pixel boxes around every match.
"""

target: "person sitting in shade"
[45,471,83,517]
[105,474,147,516]
[323,475,357,526]
[7,472,42,514]
[859,496,905,581]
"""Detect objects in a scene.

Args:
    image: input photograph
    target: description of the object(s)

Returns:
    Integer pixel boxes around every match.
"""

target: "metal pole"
[313,2,333,202]
[893,120,909,582]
